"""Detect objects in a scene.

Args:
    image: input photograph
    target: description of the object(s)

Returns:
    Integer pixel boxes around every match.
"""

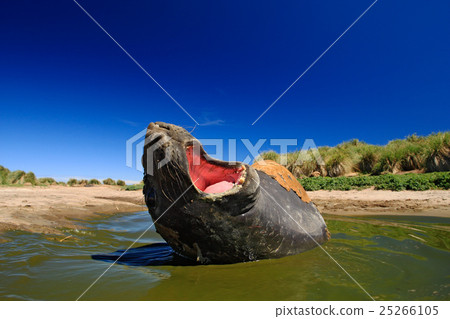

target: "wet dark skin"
[142,122,329,264]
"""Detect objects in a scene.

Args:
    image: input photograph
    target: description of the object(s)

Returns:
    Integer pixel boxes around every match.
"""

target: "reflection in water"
[92,243,195,266]
[0,211,448,300]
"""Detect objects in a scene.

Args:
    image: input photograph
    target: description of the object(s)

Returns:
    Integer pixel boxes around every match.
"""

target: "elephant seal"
[142,122,329,264]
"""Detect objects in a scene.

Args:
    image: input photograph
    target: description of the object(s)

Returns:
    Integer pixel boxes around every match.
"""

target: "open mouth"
[186,146,245,194]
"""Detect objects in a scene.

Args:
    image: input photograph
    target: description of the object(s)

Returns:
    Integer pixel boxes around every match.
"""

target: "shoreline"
[0,185,145,235]
[0,186,449,235]
[309,188,450,218]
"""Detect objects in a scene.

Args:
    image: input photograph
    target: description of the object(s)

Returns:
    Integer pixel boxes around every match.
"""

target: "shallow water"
[0,211,449,300]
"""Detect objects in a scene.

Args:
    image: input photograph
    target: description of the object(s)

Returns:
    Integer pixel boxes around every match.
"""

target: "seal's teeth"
[236,165,245,174]
[239,177,245,184]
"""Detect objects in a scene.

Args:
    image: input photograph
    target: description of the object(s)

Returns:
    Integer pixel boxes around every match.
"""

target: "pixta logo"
[127,128,324,176]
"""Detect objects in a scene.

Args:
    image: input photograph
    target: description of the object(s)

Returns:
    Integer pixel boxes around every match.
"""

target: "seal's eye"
[186,147,244,194]
[145,186,156,209]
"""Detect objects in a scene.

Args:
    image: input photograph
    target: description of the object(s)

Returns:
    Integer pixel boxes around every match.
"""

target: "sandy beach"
[0,185,145,234]
[0,185,449,235]
[310,188,450,218]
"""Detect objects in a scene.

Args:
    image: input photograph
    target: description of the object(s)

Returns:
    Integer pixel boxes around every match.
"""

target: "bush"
[116,180,126,186]
[299,172,450,191]
[375,175,405,191]
[122,183,144,191]
[88,179,100,185]
[78,179,88,185]
[404,178,432,191]
[434,174,450,189]
[67,178,78,186]
[103,178,116,185]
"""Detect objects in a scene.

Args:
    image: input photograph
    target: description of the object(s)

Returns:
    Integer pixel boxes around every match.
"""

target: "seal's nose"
[148,122,174,135]
[148,122,161,131]
[153,122,173,130]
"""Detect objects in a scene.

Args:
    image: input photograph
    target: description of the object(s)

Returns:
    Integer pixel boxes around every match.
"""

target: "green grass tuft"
[261,131,449,177]
[38,177,56,185]
[425,132,450,172]
[67,178,78,186]
[88,179,100,185]
[0,166,10,185]
[8,170,26,184]
[24,172,37,185]
[102,178,116,185]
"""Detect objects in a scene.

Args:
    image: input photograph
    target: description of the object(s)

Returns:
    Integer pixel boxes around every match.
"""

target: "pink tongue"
[203,181,234,194]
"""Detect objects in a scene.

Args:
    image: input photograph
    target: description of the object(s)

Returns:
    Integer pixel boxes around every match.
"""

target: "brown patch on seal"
[252,160,311,203]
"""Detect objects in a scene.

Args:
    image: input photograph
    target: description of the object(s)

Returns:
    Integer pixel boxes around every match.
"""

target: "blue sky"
[1,0,449,182]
